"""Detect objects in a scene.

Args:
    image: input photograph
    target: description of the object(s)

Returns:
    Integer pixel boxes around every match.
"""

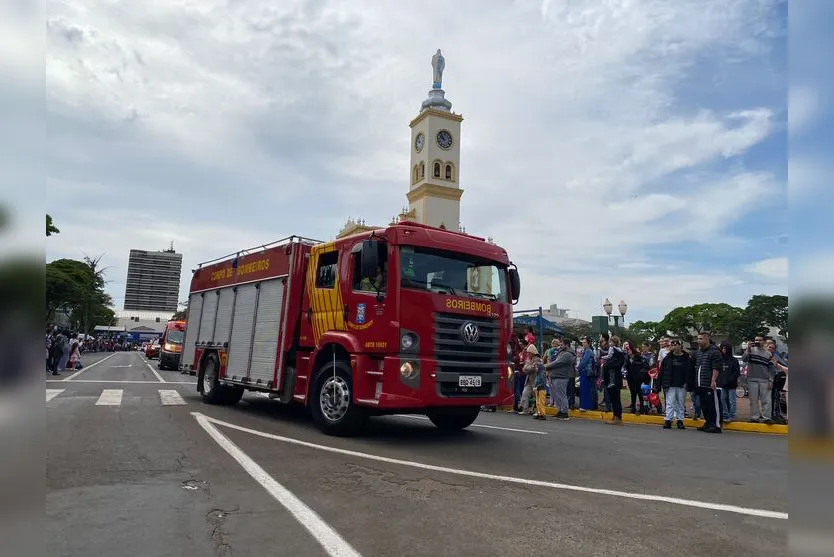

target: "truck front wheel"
[310,360,366,437]
[427,407,480,431]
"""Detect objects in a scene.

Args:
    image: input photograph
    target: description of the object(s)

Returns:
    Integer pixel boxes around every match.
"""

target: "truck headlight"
[401,330,419,352]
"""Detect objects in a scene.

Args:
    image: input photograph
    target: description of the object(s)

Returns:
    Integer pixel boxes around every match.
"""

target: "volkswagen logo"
[460,322,480,344]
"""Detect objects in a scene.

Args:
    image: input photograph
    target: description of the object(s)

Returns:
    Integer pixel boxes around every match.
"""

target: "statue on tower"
[431,49,445,89]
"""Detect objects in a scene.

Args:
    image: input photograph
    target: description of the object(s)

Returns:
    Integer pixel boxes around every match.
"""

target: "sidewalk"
[499,391,788,435]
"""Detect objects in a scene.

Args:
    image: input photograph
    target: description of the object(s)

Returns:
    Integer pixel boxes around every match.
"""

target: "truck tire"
[200,353,235,405]
[426,407,480,431]
[310,360,367,436]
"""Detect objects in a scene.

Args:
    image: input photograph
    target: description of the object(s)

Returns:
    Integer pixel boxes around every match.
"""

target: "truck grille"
[434,312,500,365]
[434,312,500,398]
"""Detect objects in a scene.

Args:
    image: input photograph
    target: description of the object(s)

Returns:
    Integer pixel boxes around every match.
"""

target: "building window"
[433,162,441,178]
[420,162,425,178]
[413,165,419,184]
[445,163,453,180]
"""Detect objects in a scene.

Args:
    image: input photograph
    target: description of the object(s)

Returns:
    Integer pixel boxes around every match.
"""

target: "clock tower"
[405,49,464,232]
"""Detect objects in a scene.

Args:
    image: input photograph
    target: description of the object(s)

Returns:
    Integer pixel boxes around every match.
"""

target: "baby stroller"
[640,369,663,415]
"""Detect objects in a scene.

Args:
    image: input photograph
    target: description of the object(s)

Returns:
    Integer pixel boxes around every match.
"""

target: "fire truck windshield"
[399,246,509,302]
[166,330,185,344]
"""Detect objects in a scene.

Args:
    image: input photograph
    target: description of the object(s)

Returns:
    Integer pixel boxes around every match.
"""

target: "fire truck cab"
[181,222,521,436]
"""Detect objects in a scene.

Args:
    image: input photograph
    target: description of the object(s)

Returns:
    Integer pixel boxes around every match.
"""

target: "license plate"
[458,375,482,388]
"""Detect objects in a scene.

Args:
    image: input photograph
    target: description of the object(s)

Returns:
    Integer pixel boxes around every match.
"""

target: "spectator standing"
[518,344,538,415]
[658,339,691,429]
[523,344,547,420]
[603,335,625,425]
[742,335,774,424]
[767,340,788,424]
[717,341,740,422]
[597,334,611,412]
[641,343,657,369]
[577,337,597,411]
[545,338,576,420]
[624,342,648,414]
[694,332,723,433]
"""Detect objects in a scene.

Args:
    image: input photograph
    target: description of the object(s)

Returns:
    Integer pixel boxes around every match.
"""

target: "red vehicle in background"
[158,320,186,370]
[144,339,160,359]
[180,222,521,436]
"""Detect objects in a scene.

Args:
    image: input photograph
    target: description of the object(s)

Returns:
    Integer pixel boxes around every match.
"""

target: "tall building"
[123,246,183,312]
[337,48,465,238]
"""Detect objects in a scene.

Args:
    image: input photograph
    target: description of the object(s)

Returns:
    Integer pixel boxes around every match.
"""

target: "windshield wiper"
[471,292,497,301]
[431,282,457,296]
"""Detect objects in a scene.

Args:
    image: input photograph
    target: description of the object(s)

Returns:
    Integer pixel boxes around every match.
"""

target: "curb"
[496,406,788,435]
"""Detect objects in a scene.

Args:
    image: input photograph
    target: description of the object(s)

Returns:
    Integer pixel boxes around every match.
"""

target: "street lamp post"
[602,297,627,334]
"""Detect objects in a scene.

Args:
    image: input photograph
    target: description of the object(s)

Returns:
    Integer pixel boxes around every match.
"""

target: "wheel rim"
[319,375,351,423]
[204,359,217,395]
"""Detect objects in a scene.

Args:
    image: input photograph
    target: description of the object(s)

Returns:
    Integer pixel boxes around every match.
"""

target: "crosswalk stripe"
[159,390,186,406]
[46,389,65,402]
[95,389,123,406]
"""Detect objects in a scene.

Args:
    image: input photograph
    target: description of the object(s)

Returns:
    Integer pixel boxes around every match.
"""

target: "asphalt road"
[46,351,787,556]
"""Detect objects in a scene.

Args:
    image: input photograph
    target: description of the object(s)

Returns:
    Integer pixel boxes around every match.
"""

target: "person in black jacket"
[717,340,740,422]
[624,342,648,414]
[602,335,626,425]
[657,339,691,429]
[694,332,723,433]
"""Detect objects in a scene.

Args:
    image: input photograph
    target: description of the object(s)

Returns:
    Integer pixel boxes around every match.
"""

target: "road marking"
[194,413,363,557]
[159,390,186,406]
[394,414,547,435]
[111,365,133,368]
[62,353,117,381]
[140,356,166,383]
[46,379,196,385]
[193,412,788,521]
[95,389,123,406]
[46,389,64,402]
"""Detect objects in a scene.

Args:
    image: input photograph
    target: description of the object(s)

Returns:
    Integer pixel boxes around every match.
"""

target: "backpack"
[54,335,66,353]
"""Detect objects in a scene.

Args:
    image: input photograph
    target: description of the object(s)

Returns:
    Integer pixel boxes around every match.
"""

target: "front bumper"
[160,351,181,367]
[351,353,514,410]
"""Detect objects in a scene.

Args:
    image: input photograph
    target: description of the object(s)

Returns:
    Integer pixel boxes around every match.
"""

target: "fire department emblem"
[460,321,480,344]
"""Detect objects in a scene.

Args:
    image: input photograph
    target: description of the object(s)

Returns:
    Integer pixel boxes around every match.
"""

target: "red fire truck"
[180,222,521,436]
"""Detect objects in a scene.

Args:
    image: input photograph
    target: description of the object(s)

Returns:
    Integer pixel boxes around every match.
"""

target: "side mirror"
[360,239,380,279]
[509,267,521,304]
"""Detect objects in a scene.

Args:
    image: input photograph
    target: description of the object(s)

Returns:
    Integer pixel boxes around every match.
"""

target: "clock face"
[436,130,453,150]
[414,133,425,152]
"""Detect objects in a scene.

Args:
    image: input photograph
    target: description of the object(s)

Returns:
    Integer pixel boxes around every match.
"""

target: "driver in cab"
[360,265,386,292]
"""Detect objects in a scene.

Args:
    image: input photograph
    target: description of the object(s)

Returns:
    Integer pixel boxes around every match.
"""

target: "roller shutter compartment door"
[225,284,258,380]
[197,290,219,344]
[212,287,236,346]
[248,279,285,385]
[181,292,204,370]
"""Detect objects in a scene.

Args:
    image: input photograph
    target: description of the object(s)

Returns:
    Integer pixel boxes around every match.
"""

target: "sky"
[31,0,797,323]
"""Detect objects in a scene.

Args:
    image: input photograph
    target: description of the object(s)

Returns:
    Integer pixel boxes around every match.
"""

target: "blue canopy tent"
[513,314,564,336]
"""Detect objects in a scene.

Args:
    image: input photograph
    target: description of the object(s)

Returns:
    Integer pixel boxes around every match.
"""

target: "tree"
[46,256,116,333]
[559,321,591,342]
[744,294,789,341]
[171,309,187,321]
[47,214,59,237]
[659,303,745,344]
[627,320,666,344]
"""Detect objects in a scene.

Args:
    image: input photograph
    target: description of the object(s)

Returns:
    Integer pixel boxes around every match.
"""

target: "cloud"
[38,0,787,321]
[745,257,788,280]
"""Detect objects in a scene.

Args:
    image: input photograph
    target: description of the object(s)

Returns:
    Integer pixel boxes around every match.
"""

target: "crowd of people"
[508,328,789,433]
[45,326,134,376]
